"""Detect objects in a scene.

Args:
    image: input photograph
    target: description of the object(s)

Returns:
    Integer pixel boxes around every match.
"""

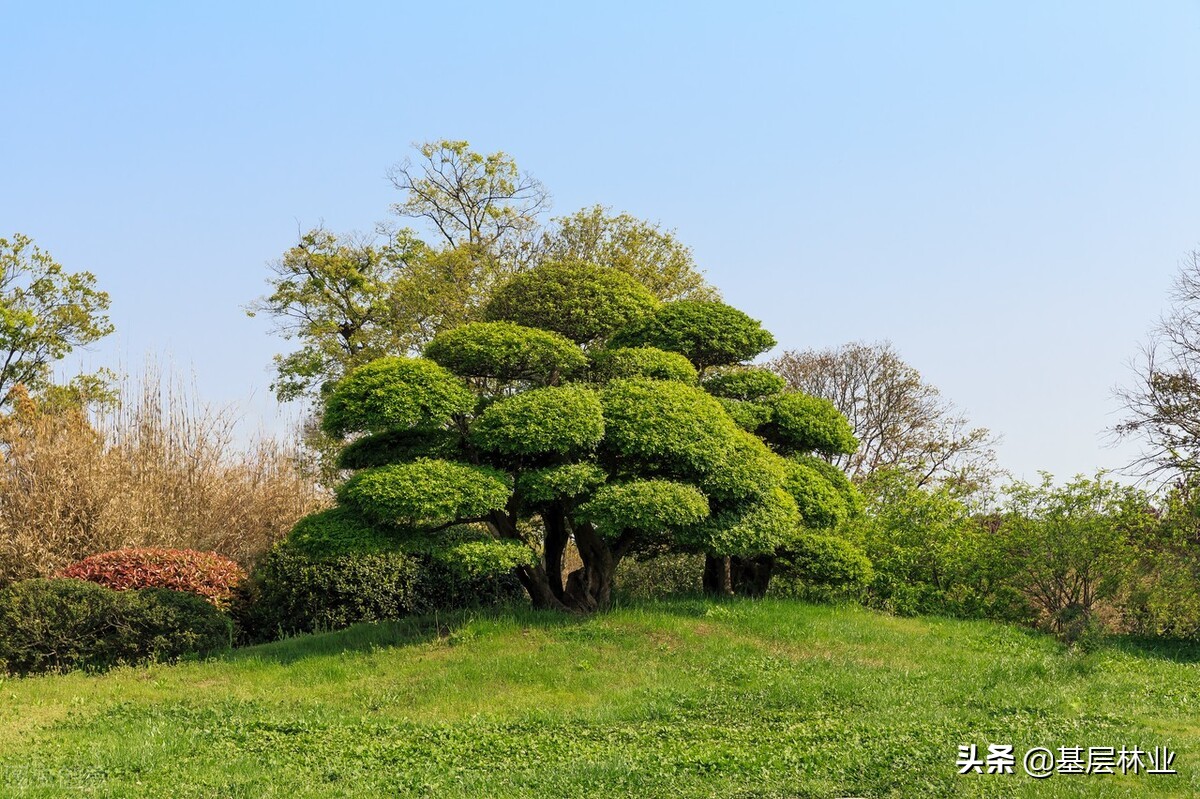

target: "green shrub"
[125,588,235,663]
[516,463,607,505]
[336,428,463,470]
[760,392,858,456]
[415,554,526,612]
[0,579,231,676]
[469,385,605,457]
[772,534,874,603]
[580,480,710,541]
[717,397,772,432]
[600,378,741,476]
[232,543,525,644]
[232,544,421,643]
[336,459,512,527]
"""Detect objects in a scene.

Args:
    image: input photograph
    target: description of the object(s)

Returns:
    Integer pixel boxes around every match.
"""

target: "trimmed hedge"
[0,579,232,676]
[232,543,525,644]
[60,548,246,607]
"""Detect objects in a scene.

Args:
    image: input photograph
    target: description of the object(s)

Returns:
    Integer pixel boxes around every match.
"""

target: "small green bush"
[0,579,231,676]
[469,385,605,457]
[484,260,659,345]
[322,357,474,438]
[336,459,512,528]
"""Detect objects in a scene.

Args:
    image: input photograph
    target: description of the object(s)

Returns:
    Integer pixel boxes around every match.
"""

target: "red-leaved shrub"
[60,548,246,607]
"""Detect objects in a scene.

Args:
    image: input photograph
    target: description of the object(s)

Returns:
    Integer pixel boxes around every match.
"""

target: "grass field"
[1,597,1197,798]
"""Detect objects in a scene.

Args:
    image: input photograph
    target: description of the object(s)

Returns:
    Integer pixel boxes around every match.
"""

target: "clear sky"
[2,1,1197,484]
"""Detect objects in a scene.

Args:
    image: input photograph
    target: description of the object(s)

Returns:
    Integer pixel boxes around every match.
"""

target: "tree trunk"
[562,522,621,612]
[730,555,775,597]
[703,555,734,596]
[543,506,569,601]
[516,562,571,611]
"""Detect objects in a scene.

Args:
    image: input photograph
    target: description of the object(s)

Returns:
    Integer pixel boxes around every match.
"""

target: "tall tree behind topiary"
[299,259,857,611]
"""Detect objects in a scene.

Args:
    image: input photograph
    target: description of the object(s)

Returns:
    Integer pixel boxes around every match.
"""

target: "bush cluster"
[231,544,422,643]
[59,548,246,607]
[0,579,231,676]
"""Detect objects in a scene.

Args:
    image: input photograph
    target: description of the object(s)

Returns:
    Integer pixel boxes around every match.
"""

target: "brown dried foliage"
[0,372,325,587]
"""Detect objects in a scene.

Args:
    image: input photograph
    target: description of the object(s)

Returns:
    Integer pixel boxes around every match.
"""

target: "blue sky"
[2,1,1197,483]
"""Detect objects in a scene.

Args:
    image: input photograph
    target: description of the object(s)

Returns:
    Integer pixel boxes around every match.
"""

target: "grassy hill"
[1,597,1197,798]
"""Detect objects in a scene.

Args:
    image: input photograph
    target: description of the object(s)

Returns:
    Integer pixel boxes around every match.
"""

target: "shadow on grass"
[1103,635,1200,664]
[223,602,599,666]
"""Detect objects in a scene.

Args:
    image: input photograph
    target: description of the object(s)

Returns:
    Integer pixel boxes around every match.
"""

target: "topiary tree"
[294,260,858,612]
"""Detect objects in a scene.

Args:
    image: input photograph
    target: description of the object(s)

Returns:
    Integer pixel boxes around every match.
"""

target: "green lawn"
[0,597,1197,798]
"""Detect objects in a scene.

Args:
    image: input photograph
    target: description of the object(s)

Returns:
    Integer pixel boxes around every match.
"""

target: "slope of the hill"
[0,598,1196,798]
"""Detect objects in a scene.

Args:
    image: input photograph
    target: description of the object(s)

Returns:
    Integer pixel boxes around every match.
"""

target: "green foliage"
[1123,478,1200,640]
[702,368,786,401]
[247,227,434,402]
[717,397,772,432]
[483,260,658,345]
[539,205,719,302]
[851,469,1013,619]
[0,234,114,407]
[232,545,421,642]
[792,454,863,518]
[0,579,230,676]
[773,533,875,602]
[322,357,474,438]
[337,459,513,528]
[614,553,705,598]
[429,539,537,580]
[580,480,710,540]
[608,300,775,370]
[285,506,401,559]
[389,139,548,256]
[761,392,858,456]
[600,378,741,476]
[424,321,587,385]
[700,430,787,503]
[235,535,526,643]
[781,458,848,529]
[516,462,607,504]
[689,487,800,557]
[589,346,698,384]
[336,428,463,470]
[469,385,604,457]
[998,473,1154,639]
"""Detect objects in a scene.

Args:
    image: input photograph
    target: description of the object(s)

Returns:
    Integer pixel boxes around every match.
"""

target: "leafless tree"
[769,341,998,490]
[1114,250,1200,480]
